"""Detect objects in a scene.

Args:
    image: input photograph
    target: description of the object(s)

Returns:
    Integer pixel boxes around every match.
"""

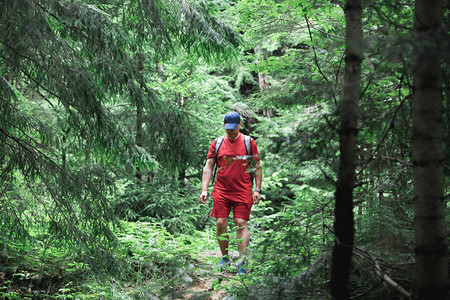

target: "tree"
[411,0,448,298]
[0,0,240,267]
[330,0,362,298]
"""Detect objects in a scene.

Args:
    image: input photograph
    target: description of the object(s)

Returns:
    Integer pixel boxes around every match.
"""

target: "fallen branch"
[280,253,331,299]
[351,280,383,299]
[293,252,330,287]
[354,247,410,298]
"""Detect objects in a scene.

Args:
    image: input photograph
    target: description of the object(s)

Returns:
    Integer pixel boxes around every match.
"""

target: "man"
[200,111,262,275]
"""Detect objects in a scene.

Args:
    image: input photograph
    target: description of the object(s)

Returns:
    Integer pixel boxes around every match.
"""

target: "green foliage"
[0,221,217,299]
[0,0,448,298]
[113,177,209,234]
[0,0,241,268]
[1,0,157,258]
[211,0,447,298]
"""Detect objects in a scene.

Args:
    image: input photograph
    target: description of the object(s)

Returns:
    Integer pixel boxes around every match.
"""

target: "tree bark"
[412,0,448,299]
[330,0,362,299]
[254,46,274,119]
[135,56,144,180]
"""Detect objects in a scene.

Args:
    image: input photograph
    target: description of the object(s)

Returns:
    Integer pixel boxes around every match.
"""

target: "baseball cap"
[224,111,241,130]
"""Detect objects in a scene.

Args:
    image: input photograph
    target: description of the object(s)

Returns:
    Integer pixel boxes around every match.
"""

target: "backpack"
[212,135,254,185]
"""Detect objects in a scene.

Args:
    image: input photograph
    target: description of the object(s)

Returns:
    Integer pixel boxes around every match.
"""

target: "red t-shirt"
[207,134,260,195]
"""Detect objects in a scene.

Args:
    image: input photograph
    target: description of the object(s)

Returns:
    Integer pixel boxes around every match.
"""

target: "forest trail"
[177,250,241,300]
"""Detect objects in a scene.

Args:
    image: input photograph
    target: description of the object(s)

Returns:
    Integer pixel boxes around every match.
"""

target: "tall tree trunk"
[135,56,144,180]
[412,0,447,298]
[254,46,274,119]
[330,0,362,299]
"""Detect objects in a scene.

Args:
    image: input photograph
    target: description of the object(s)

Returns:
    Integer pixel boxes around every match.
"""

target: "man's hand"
[200,159,214,204]
[252,191,261,204]
[200,191,208,204]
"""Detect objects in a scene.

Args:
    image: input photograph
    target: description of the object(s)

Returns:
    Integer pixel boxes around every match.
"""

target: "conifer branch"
[305,16,339,106]
[357,94,410,177]
[31,0,89,40]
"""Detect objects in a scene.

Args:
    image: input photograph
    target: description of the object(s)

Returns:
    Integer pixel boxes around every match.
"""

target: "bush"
[112,177,210,234]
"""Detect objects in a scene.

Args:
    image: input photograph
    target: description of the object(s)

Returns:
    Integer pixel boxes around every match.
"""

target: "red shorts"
[211,190,253,221]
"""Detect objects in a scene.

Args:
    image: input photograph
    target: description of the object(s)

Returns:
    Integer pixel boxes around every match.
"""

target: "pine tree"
[0,0,240,267]
[411,0,448,298]
[331,0,362,298]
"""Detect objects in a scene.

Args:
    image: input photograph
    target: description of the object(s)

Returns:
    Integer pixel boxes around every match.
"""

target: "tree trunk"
[136,56,144,180]
[330,0,362,299]
[254,46,274,119]
[412,0,448,298]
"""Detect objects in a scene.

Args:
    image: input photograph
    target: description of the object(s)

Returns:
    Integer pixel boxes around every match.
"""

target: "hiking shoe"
[235,259,246,275]
[216,256,231,270]
[236,267,246,276]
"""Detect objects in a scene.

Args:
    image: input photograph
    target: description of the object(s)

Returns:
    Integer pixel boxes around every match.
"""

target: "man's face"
[225,122,241,139]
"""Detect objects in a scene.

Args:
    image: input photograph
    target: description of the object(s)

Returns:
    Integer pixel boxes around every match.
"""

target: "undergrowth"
[0,211,419,299]
[0,221,218,299]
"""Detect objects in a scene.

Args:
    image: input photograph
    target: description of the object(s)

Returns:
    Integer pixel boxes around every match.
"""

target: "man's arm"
[253,160,262,204]
[200,158,215,204]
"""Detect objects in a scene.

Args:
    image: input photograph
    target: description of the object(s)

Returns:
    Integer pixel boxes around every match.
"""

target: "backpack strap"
[214,135,226,163]
[243,135,252,156]
[212,135,225,185]
[243,135,254,186]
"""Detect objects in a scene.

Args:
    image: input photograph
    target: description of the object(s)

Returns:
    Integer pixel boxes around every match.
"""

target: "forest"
[0,0,448,299]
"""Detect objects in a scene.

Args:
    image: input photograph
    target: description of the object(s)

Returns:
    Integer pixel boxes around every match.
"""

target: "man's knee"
[234,218,247,229]
[216,218,229,229]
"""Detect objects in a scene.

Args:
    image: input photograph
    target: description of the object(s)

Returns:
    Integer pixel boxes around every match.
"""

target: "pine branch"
[305,16,339,106]
[357,94,411,177]
[31,0,90,40]
[1,124,119,245]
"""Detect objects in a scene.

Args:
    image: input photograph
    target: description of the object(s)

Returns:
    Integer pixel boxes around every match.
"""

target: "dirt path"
[177,250,241,300]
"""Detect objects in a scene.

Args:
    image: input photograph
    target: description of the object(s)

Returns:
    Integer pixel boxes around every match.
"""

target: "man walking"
[200,111,262,274]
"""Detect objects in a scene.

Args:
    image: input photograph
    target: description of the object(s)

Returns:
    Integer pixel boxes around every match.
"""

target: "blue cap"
[224,111,241,129]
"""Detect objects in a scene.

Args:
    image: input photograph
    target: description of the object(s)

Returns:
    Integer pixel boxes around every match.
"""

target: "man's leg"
[216,217,229,256]
[234,218,249,257]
